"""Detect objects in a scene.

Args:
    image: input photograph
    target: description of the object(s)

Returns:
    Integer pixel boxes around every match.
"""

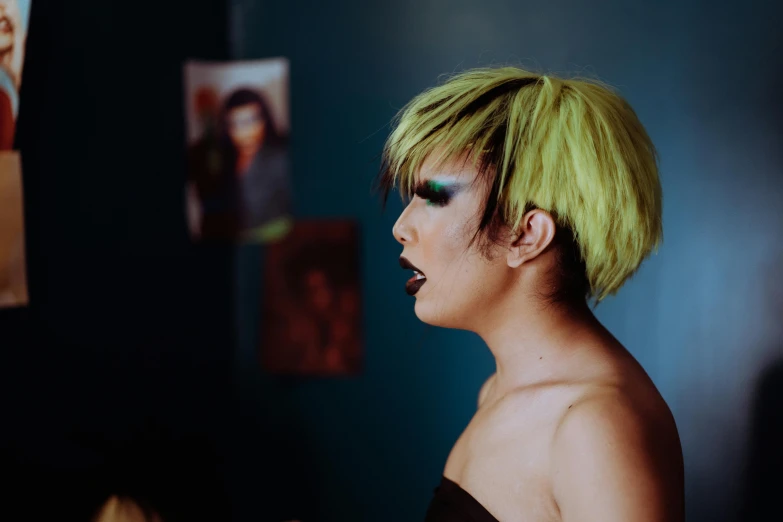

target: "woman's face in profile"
[392,153,513,330]
[227,103,266,154]
[0,0,20,55]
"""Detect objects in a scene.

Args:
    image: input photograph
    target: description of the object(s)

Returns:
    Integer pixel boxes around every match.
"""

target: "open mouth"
[399,256,426,296]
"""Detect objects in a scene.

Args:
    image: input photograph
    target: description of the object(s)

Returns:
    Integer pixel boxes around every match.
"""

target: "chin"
[413,298,460,329]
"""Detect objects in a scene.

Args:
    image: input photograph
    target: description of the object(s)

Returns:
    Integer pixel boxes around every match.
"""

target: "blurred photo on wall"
[183,57,291,244]
[0,150,27,308]
[262,221,362,376]
[0,0,32,150]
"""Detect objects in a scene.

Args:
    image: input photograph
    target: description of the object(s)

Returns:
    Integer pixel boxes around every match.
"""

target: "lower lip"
[405,277,426,296]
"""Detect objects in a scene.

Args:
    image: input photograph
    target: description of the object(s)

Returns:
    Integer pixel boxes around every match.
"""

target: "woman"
[379,67,684,521]
[217,88,291,241]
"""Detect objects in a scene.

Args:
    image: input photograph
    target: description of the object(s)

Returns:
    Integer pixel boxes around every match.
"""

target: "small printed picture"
[262,221,362,376]
[183,57,291,243]
[0,151,27,308]
[0,0,32,150]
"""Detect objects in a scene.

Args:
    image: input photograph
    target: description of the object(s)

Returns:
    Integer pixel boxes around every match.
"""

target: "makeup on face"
[397,177,467,296]
[400,256,426,296]
[228,104,266,152]
[412,178,463,207]
[228,106,263,130]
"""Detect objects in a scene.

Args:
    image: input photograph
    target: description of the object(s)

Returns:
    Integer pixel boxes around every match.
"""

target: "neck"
[475,292,602,394]
[236,148,259,175]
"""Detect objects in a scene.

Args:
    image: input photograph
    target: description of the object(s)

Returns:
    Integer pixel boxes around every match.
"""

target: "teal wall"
[230,1,783,521]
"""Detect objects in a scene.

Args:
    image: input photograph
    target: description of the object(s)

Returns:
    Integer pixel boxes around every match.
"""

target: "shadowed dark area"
[1,0,235,519]
[739,359,783,521]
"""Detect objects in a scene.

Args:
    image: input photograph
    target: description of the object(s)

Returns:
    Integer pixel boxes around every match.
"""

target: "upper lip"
[399,256,424,276]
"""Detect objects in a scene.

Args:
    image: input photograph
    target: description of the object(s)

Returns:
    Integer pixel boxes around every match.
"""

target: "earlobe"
[506,232,527,268]
[506,247,526,268]
[505,210,557,268]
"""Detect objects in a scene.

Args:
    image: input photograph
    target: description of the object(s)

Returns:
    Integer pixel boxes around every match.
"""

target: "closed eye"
[414,180,455,207]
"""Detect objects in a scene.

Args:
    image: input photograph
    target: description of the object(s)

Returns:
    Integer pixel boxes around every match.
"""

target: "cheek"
[234,128,252,142]
[229,123,261,144]
[441,219,503,292]
[427,214,481,279]
[442,218,469,251]
[247,123,263,141]
[421,213,470,265]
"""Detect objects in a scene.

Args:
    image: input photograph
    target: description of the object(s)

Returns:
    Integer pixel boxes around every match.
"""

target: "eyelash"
[414,185,452,207]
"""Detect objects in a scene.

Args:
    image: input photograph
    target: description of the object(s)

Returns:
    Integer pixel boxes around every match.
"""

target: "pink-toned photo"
[262,221,363,376]
[0,0,31,150]
[0,151,27,308]
[183,58,291,244]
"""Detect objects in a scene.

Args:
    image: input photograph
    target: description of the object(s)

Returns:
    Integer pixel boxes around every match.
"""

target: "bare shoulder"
[550,381,684,522]
[553,383,682,464]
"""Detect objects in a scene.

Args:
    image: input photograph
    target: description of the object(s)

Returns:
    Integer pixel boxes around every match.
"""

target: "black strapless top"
[425,476,499,522]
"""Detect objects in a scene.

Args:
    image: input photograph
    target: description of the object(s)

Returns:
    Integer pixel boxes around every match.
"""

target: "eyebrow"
[416,176,464,188]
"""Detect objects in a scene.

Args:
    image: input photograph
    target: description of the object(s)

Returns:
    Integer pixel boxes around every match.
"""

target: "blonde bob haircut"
[378,66,662,302]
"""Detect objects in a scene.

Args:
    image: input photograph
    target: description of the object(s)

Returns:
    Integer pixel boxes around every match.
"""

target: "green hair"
[378,67,662,302]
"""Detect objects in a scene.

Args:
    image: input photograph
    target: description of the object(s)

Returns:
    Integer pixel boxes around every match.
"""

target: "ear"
[506,209,557,268]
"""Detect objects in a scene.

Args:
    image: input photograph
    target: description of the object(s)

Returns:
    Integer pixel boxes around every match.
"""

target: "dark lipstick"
[400,256,426,296]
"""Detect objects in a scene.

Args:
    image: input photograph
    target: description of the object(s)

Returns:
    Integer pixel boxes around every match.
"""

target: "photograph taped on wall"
[0,151,27,308]
[0,0,32,150]
[263,221,363,376]
[183,57,292,244]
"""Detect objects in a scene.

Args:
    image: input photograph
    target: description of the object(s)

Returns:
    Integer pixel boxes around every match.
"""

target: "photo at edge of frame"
[0,150,28,309]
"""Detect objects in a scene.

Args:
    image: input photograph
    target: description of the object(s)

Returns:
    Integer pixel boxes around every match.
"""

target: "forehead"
[417,150,480,183]
[227,105,263,125]
[229,104,260,115]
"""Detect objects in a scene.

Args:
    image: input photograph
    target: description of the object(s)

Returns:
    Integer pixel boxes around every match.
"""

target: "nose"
[392,204,416,245]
